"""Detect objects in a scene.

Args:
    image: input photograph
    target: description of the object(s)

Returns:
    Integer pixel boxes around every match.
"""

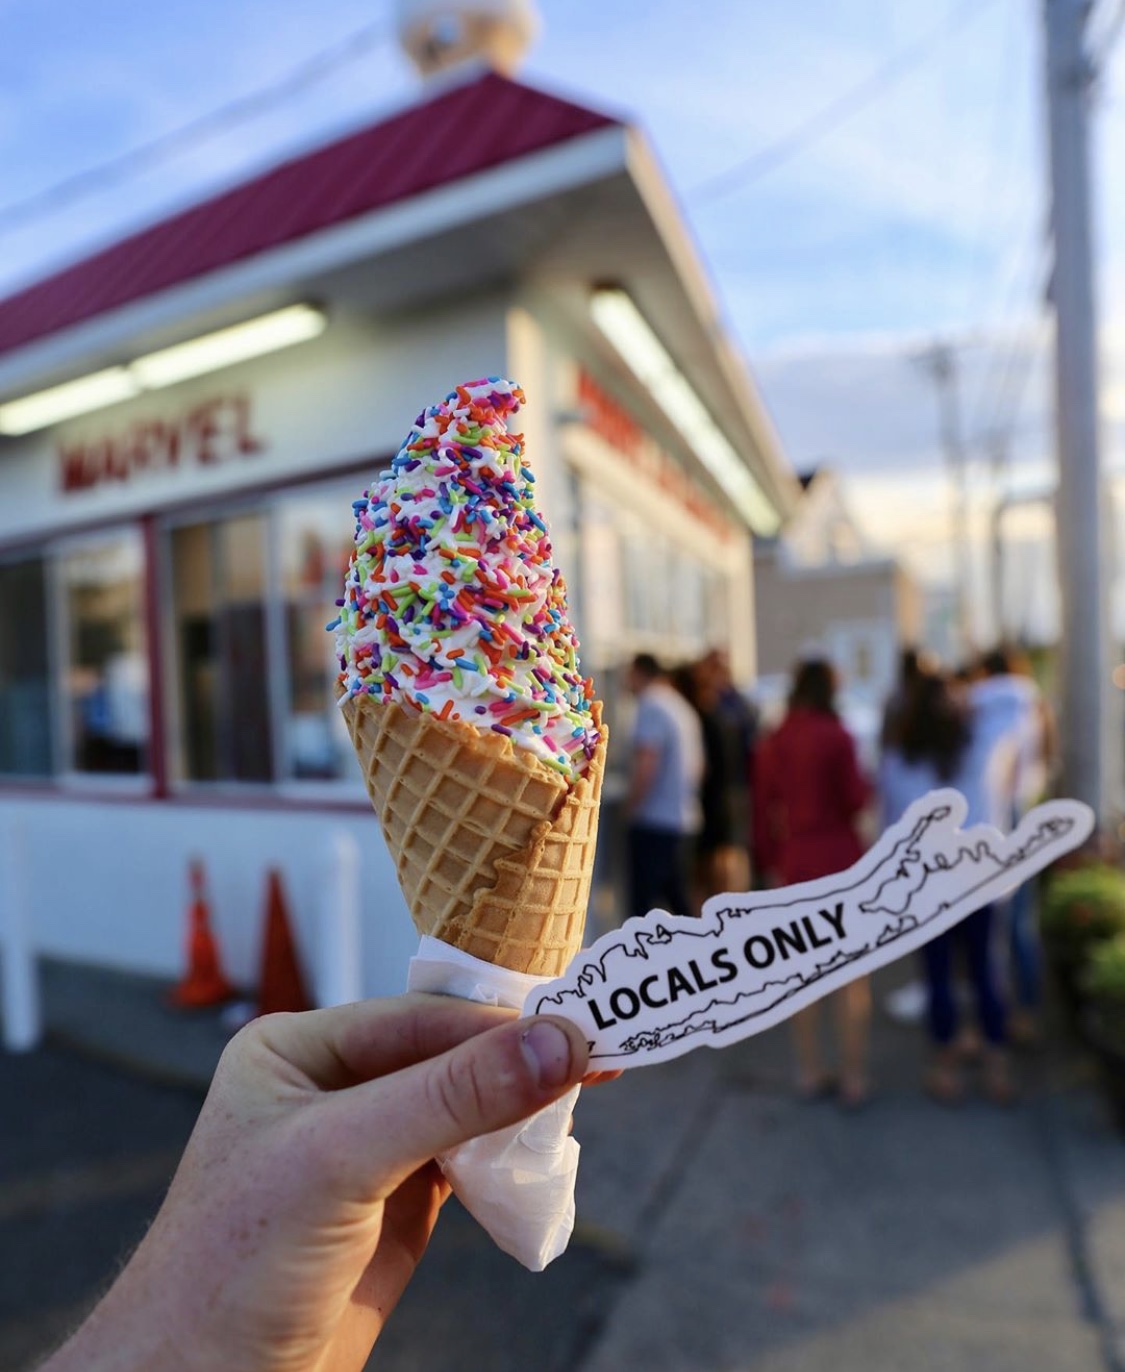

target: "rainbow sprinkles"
[330,377,600,780]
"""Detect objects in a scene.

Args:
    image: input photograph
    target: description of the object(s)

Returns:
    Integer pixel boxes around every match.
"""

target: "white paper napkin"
[406,936,581,1271]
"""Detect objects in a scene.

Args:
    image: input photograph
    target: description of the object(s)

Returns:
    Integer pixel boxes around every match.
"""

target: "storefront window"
[704,567,729,647]
[61,533,149,774]
[277,488,361,782]
[0,557,53,776]
[618,522,728,661]
[578,496,625,670]
[623,528,658,636]
[166,485,366,790]
[171,513,273,783]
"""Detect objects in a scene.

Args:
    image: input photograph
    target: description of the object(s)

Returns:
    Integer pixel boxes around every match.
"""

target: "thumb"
[331,1015,589,1196]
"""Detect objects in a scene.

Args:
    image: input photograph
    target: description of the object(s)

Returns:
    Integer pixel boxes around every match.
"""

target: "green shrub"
[1085,935,1125,1004]
[1040,865,1125,971]
[1084,935,1125,1053]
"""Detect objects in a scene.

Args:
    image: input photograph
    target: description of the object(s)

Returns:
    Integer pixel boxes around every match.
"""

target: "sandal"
[982,1051,1018,1107]
[838,1077,874,1111]
[953,1025,983,1063]
[795,1073,836,1101]
[924,1055,963,1105]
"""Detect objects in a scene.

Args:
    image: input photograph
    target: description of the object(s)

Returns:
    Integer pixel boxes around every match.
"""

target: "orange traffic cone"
[169,860,235,1008]
[255,869,312,1017]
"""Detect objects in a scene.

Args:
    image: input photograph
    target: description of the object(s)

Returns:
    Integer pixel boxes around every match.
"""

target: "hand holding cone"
[330,377,604,1269]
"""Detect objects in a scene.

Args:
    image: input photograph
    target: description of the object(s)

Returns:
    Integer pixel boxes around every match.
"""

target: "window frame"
[0,527,154,791]
[162,496,279,795]
[0,449,387,805]
[159,482,366,800]
[52,524,152,793]
[0,546,57,785]
[271,478,367,802]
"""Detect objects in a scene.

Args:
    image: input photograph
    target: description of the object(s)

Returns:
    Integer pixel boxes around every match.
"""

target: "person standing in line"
[755,658,872,1108]
[878,644,935,1028]
[676,654,753,905]
[970,645,1054,1044]
[625,652,704,920]
[701,648,757,895]
[880,645,931,752]
[880,669,1014,1104]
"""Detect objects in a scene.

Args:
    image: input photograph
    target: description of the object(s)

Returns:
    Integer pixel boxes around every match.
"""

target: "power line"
[689,0,1000,204]
[0,17,392,241]
[984,308,1045,445]
[958,0,1026,325]
[914,342,975,652]
[972,238,1052,450]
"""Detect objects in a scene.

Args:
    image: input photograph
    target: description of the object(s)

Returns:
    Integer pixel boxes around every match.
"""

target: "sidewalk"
[22,958,1125,1372]
[571,1021,1125,1372]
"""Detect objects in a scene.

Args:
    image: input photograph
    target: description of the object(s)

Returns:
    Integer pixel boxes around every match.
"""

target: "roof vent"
[396,0,539,78]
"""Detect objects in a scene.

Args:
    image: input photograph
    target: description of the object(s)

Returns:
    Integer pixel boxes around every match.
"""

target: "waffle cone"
[340,691,606,976]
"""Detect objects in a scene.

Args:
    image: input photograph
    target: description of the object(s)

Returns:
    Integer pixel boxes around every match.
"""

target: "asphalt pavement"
[3,958,1125,1371]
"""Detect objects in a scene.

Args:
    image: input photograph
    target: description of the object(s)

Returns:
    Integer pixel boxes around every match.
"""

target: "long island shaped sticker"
[527,790,1094,1069]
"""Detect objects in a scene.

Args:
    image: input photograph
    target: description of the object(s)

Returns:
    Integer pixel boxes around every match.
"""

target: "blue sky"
[1,0,1122,597]
[0,0,1042,347]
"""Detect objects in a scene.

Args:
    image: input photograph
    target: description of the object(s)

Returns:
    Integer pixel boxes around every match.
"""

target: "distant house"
[753,468,921,757]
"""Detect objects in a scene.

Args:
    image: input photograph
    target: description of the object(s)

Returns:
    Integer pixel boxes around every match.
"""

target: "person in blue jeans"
[970,647,1054,1043]
[879,669,1014,1104]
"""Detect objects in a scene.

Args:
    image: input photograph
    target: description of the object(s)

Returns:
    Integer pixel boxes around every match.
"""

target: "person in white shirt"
[625,653,705,919]
[970,646,1054,1042]
[879,668,1014,1104]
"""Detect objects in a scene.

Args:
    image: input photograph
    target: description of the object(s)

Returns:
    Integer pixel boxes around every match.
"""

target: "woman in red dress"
[755,659,872,1107]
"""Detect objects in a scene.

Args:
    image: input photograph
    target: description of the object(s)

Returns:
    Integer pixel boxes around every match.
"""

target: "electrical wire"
[970,230,1051,458]
[979,311,1044,488]
[0,16,392,240]
[960,0,1045,475]
[689,0,1000,204]
[958,0,1025,326]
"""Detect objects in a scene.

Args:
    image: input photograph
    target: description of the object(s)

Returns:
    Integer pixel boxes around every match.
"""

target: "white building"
[0,66,796,997]
[753,468,920,763]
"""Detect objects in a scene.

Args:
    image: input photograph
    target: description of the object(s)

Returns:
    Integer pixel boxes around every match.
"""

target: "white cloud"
[750,319,1054,477]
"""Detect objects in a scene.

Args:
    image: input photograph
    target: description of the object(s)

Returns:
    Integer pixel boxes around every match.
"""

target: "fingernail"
[520,1020,574,1089]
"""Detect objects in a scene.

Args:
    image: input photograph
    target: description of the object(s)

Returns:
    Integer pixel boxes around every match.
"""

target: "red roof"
[0,72,616,361]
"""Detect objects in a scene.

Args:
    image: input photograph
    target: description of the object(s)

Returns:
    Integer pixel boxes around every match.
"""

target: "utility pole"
[1044,0,1109,819]
[917,343,974,659]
